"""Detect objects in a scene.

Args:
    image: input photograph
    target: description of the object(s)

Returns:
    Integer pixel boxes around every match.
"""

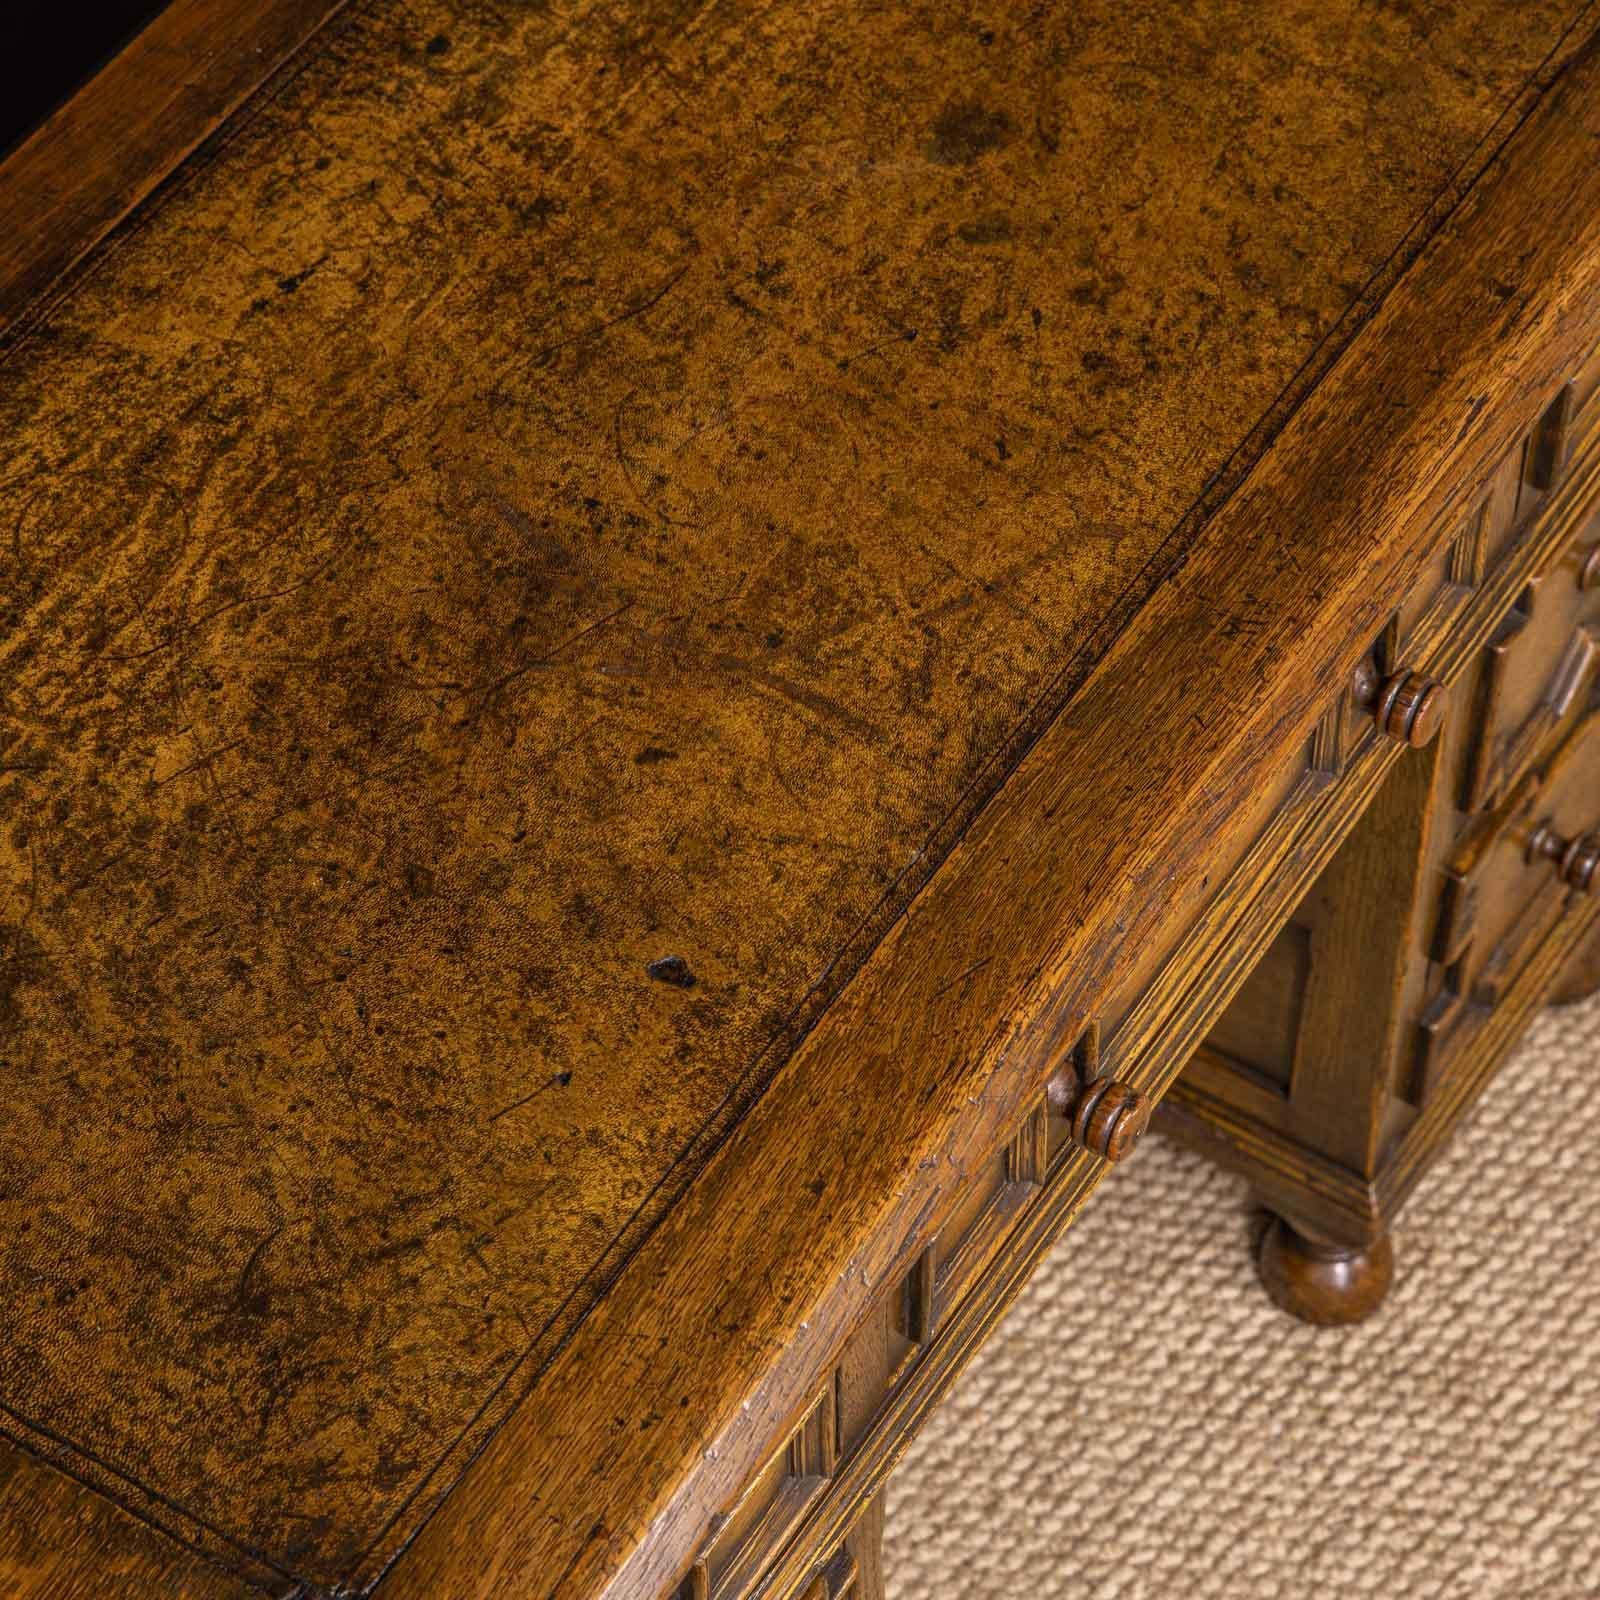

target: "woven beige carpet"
[885,995,1600,1599]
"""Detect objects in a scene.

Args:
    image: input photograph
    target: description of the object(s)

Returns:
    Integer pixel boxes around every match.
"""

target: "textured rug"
[885,995,1600,1599]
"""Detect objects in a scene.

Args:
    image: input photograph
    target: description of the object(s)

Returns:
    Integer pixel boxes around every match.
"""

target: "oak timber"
[383,26,1600,1600]
[0,1438,277,1599]
[0,0,351,342]
[3,0,1600,1594]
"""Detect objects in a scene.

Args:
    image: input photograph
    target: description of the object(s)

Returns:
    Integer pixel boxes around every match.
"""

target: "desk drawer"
[1417,708,1600,1098]
[1459,500,1600,813]
[685,1382,838,1600]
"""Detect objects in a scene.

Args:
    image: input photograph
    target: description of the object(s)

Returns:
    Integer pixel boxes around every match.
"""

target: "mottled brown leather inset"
[0,0,1589,1586]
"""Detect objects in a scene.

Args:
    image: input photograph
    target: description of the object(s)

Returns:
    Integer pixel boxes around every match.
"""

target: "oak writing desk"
[4,1,1600,1594]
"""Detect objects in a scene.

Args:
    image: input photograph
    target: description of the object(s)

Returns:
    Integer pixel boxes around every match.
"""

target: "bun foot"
[1257,1215,1393,1326]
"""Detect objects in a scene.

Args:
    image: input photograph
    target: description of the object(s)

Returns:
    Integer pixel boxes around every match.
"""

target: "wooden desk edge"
[0,1432,296,1600]
[10,17,1600,1600]
[370,27,1600,1600]
[0,0,350,346]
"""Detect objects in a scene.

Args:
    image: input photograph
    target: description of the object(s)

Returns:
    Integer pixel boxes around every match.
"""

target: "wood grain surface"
[0,0,351,342]
[380,25,1600,1598]
[0,1438,280,1599]
[2,0,1598,1593]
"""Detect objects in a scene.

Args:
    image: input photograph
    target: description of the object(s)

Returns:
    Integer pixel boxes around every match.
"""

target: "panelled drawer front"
[686,1088,1069,1600]
[1524,338,1600,509]
[837,1102,1053,1449]
[1460,495,1600,813]
[1451,335,1600,807]
[685,1380,838,1600]
[794,1544,864,1600]
[1417,706,1600,1098]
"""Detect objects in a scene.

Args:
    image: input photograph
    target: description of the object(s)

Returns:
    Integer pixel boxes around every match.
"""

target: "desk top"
[2,0,1596,1592]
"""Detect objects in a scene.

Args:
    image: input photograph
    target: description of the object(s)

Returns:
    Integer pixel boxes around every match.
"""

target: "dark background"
[1,0,174,157]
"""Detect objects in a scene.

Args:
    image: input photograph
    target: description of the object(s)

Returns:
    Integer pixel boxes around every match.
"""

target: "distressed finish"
[395,32,1600,1592]
[0,0,352,341]
[0,1439,263,1600]
[5,0,1600,1594]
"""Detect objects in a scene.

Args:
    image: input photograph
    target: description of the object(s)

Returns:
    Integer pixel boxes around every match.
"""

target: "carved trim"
[1379,893,1600,1215]
[690,1378,839,1600]
[1528,379,1578,491]
[1460,602,1532,810]
[1448,501,1489,588]
[744,1154,1112,1600]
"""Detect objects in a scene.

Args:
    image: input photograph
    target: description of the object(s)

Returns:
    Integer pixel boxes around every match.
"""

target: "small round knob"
[1527,821,1600,894]
[1046,1073,1152,1162]
[1578,543,1600,593]
[1353,662,1448,748]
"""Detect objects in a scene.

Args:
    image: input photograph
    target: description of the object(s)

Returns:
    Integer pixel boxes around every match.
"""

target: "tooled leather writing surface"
[0,0,1589,1586]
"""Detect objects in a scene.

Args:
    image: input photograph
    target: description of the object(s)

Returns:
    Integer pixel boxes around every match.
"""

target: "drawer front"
[676,1089,1067,1600]
[1460,502,1600,813]
[685,1381,838,1600]
[1416,707,1600,1097]
[725,1049,1130,1599]
[794,1543,868,1600]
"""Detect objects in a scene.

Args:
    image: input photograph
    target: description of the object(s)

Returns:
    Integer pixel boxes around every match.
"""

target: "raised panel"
[1411,708,1600,1101]
[924,1109,1047,1328]
[1478,438,1531,578]
[1527,380,1578,492]
[1459,519,1600,812]
[833,1099,1047,1476]
[690,1380,839,1600]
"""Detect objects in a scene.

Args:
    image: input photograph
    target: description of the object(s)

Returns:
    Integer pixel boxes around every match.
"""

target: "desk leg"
[1175,647,1600,1325]
[1257,1213,1395,1327]
[1255,739,1439,1323]
[1166,736,1441,1324]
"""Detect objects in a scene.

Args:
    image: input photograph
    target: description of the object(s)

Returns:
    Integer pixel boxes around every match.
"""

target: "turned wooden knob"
[1046,1073,1152,1162]
[1353,662,1448,748]
[1528,821,1600,894]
